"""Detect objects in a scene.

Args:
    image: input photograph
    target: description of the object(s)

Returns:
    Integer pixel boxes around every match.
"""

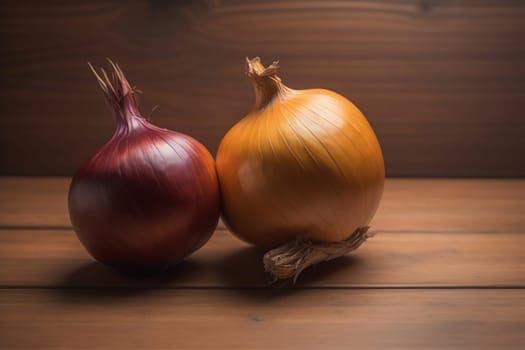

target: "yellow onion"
[216,57,385,281]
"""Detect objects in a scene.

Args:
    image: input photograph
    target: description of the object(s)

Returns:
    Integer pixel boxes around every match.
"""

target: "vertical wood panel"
[1,0,524,176]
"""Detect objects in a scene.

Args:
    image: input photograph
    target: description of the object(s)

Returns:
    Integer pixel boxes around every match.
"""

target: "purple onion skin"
[69,63,220,269]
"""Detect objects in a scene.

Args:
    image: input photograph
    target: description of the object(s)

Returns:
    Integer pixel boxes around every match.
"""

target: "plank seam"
[0,226,524,234]
[0,285,523,290]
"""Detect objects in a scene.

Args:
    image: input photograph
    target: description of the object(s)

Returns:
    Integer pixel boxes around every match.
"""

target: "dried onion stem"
[263,227,374,283]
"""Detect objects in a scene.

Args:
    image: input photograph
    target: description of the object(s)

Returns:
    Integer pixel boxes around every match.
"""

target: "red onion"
[68,60,220,268]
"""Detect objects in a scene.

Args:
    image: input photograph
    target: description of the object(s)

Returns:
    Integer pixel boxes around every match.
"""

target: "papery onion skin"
[216,58,384,249]
[68,61,220,268]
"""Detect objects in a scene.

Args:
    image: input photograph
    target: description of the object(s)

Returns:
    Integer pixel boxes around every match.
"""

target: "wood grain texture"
[0,177,70,228]
[1,177,525,349]
[1,1,524,176]
[1,230,524,288]
[1,289,524,350]
[2,177,524,232]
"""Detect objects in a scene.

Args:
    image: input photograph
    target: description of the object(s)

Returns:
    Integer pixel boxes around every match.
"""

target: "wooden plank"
[1,1,525,176]
[1,230,523,288]
[377,179,525,232]
[0,177,70,228]
[0,289,523,349]
[1,177,525,232]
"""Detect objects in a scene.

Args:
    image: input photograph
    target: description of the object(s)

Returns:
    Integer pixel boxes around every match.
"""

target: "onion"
[216,57,385,281]
[68,60,220,269]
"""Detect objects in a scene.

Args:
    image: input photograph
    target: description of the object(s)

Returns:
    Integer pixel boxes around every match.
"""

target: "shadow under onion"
[55,259,204,303]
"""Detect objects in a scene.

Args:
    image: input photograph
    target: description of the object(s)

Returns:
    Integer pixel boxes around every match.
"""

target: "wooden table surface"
[0,177,524,349]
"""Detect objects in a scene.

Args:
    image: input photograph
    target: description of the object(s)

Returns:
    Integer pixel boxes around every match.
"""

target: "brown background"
[1,0,524,177]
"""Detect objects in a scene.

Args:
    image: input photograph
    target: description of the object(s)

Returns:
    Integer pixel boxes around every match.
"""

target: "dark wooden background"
[1,0,524,176]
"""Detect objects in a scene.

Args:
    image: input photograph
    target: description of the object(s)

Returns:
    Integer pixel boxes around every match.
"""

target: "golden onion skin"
[216,58,384,249]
